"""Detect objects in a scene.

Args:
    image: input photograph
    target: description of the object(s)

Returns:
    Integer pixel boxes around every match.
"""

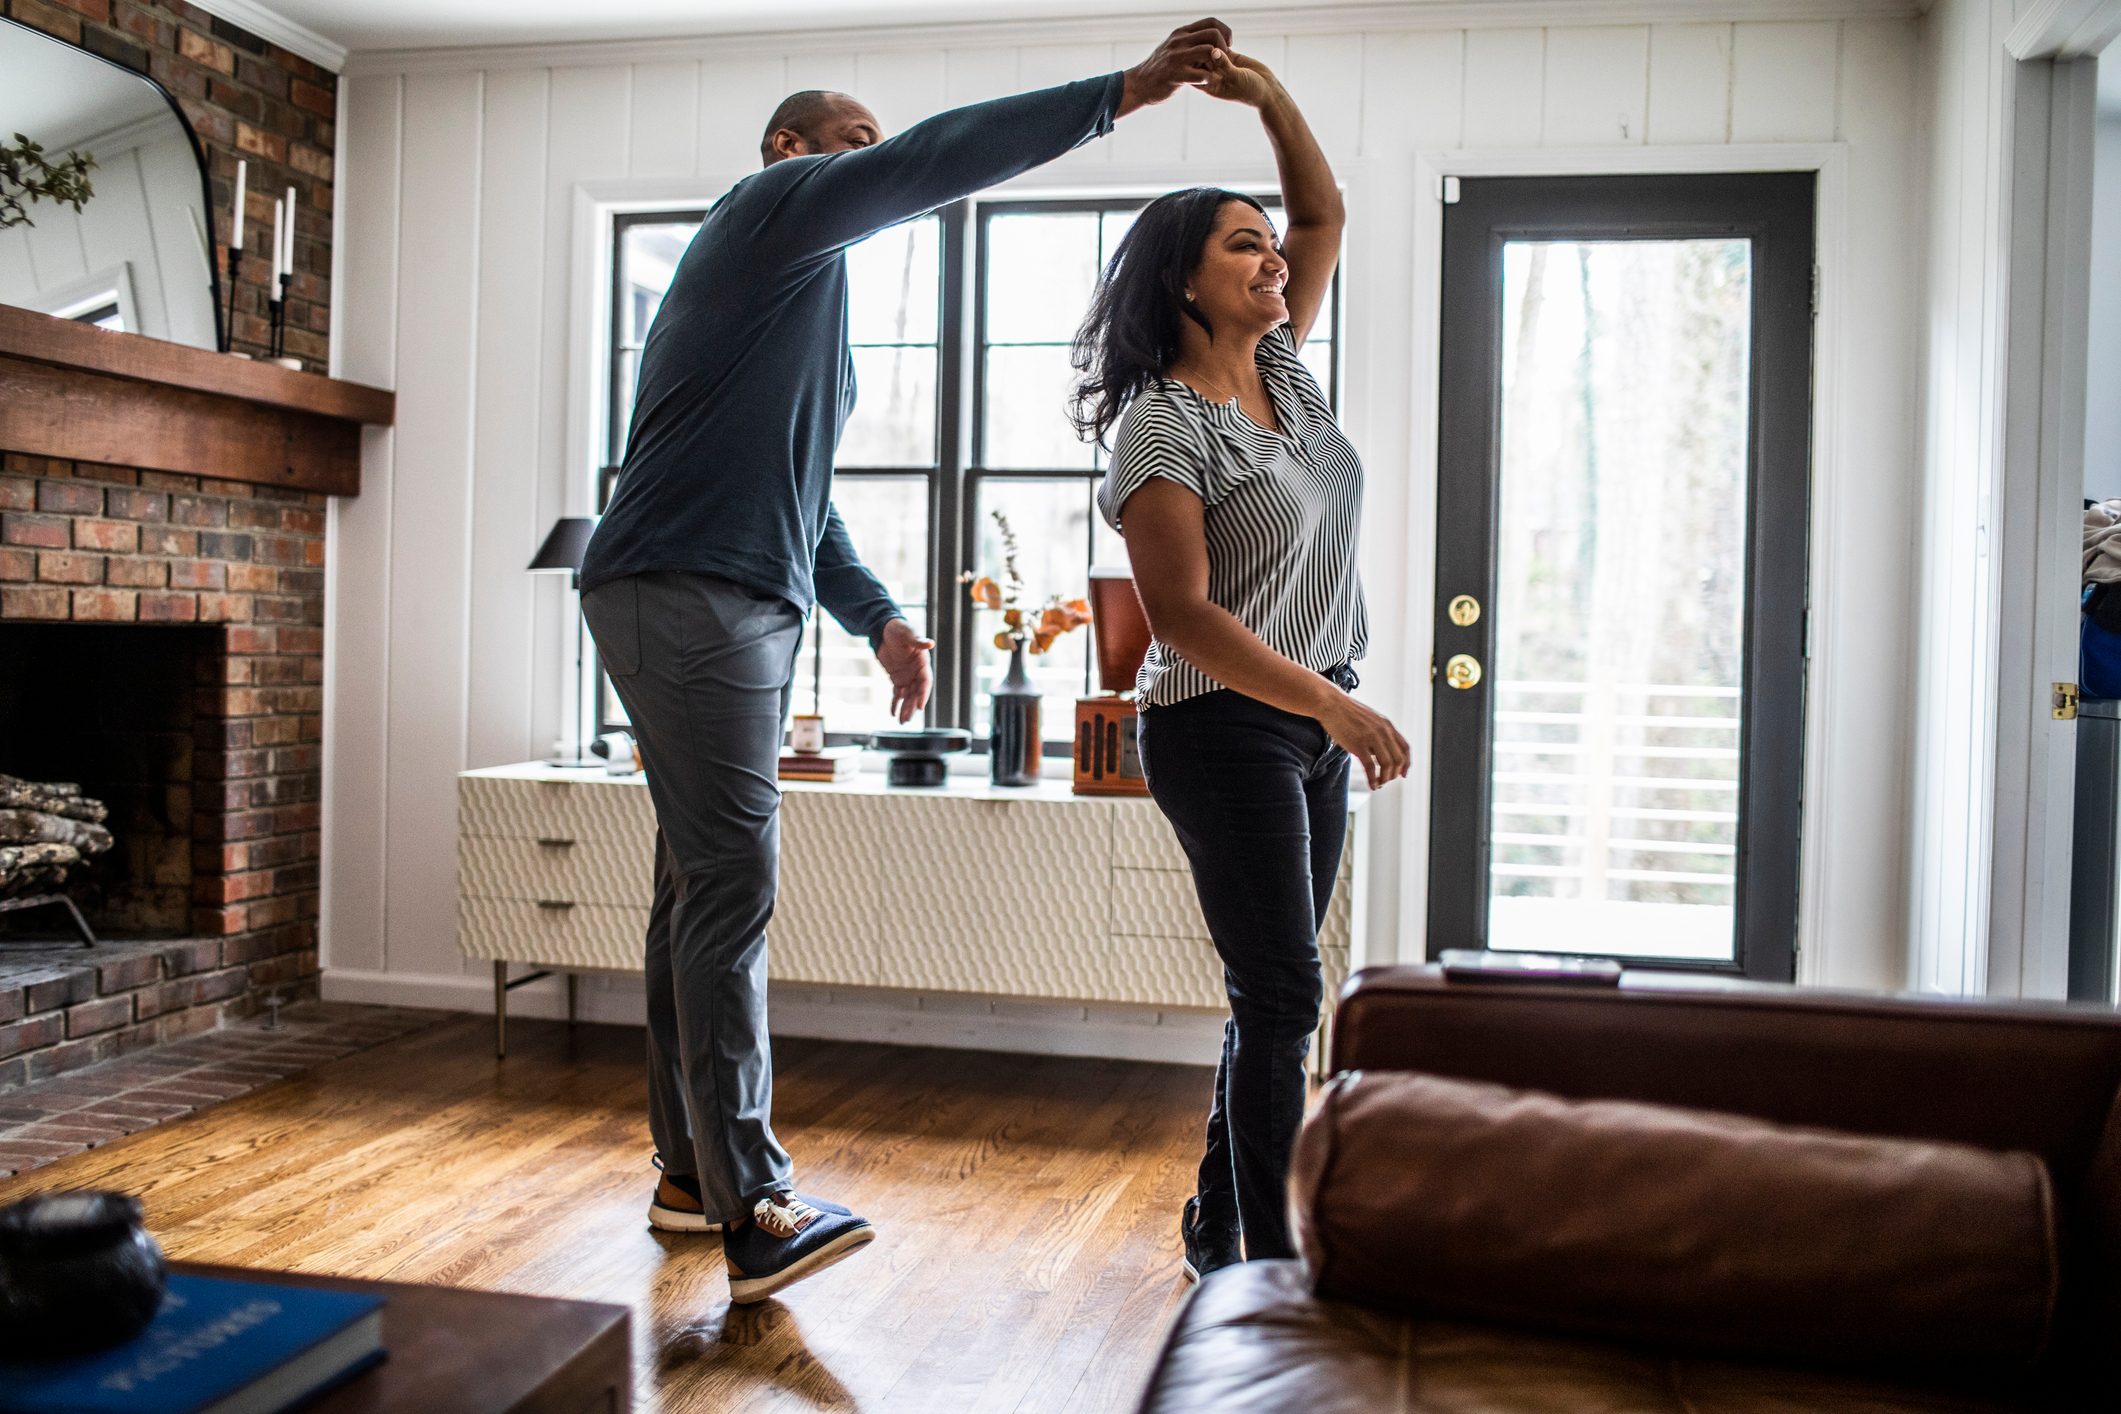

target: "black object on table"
[866,729,972,787]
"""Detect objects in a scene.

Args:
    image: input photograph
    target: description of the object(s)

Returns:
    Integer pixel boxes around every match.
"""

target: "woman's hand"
[1317,690,1410,790]
[1201,49,1282,110]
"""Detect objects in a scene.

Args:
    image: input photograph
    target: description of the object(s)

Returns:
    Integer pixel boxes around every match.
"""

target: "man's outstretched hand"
[1120,18,1234,116]
[877,618,935,724]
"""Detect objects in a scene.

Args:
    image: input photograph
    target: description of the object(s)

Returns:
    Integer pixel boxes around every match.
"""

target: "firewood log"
[0,841,83,897]
[0,774,109,824]
[0,809,113,854]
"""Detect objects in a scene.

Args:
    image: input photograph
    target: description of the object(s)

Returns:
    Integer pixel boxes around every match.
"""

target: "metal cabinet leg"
[494,961,507,1059]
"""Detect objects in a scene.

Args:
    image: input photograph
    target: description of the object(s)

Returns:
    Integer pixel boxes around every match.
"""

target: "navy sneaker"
[724,1194,875,1304]
[1180,1195,1241,1283]
[647,1162,850,1235]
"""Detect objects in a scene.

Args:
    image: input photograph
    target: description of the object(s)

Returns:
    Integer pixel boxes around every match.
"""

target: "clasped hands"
[1122,17,1283,116]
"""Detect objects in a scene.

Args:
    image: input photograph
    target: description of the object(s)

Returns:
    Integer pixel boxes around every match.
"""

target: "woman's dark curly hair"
[1069,187,1266,449]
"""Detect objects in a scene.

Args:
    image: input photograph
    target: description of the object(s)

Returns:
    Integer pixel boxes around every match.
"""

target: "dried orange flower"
[964,510,1096,656]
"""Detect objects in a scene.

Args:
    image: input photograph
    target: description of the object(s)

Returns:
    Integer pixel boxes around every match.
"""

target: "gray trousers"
[581,571,801,1223]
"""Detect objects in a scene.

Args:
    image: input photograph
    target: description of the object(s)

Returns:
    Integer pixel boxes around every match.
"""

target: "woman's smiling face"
[1185,200,1288,341]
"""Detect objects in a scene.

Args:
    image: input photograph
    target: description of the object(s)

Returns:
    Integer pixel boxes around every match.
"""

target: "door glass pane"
[1488,239,1751,963]
[969,478,1097,742]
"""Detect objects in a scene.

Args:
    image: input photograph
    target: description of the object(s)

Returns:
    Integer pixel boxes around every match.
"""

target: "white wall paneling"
[384,70,485,981]
[1543,25,1652,144]
[1731,21,1842,141]
[1464,30,1548,146]
[328,9,1931,1050]
[1985,50,2108,999]
[466,68,553,777]
[629,61,699,177]
[1647,24,1735,144]
[2088,116,2121,500]
[323,72,403,977]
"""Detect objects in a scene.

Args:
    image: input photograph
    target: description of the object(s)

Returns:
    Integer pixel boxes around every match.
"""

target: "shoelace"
[752,1195,821,1238]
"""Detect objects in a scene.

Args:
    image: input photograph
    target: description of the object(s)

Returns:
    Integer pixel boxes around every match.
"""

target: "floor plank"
[0,1017,1212,1413]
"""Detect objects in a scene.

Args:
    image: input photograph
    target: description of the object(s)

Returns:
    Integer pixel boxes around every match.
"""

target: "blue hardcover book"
[0,1273,385,1414]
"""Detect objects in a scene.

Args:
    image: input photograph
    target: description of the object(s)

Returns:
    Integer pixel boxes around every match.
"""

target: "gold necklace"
[1176,365,1263,409]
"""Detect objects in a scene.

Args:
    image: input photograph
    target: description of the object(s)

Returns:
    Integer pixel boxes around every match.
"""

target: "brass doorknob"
[1444,654,1483,690]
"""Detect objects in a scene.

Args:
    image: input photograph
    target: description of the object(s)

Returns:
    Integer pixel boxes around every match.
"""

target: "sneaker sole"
[648,1201,722,1233]
[1182,1255,1201,1284]
[728,1225,875,1304]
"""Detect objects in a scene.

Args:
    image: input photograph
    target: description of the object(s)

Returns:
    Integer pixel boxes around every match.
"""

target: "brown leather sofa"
[1132,966,2121,1413]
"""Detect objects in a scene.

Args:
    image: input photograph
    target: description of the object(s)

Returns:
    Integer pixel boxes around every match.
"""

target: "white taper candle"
[270,198,284,287]
[282,184,296,281]
[231,159,247,250]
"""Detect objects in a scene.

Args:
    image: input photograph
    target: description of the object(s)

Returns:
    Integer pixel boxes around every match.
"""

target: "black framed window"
[599,195,1338,748]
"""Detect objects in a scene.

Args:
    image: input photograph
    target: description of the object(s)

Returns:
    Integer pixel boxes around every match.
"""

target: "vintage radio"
[1074,569,1152,797]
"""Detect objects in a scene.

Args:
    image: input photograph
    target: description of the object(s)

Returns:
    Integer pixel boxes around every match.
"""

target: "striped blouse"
[1096,325,1368,708]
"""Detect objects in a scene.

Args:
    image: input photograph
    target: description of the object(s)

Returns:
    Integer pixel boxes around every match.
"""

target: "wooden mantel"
[0,304,393,496]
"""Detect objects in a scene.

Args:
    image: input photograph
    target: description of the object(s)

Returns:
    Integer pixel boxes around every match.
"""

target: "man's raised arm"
[761,18,1234,261]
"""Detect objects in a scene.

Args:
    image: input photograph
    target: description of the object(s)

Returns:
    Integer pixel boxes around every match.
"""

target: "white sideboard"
[457,763,1370,1055]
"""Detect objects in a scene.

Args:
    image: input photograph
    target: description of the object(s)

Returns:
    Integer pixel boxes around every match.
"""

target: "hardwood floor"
[0,1015,1214,1413]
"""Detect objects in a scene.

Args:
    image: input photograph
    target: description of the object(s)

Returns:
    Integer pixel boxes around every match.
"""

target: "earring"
[1185,291,1196,302]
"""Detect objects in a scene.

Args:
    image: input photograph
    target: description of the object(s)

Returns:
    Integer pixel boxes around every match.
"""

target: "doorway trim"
[1397,142,1849,986]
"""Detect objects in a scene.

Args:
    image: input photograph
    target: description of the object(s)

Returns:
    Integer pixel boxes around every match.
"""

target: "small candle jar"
[789,714,826,755]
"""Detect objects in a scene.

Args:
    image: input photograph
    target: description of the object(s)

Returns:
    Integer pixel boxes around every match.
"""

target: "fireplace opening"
[0,624,222,941]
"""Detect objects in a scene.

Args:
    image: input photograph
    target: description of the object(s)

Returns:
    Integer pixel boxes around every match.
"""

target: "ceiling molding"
[341,0,1923,77]
[2006,0,2121,58]
[185,0,348,74]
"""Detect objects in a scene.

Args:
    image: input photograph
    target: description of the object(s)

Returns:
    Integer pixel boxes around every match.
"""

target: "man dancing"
[578,18,1240,1303]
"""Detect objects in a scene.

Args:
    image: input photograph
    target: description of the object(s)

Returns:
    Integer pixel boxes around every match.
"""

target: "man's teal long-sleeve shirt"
[580,72,1127,642]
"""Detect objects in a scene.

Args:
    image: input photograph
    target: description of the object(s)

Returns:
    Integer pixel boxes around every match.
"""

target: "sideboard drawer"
[459,896,648,970]
[458,835,654,906]
[460,774,655,843]
[1111,868,1212,940]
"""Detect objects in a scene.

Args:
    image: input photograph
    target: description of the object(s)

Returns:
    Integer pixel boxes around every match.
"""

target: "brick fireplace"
[0,450,328,1085]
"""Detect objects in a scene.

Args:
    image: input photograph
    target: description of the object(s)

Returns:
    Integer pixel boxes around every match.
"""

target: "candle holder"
[222,243,242,354]
[268,271,291,362]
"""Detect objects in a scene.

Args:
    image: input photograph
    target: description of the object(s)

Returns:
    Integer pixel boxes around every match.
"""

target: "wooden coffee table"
[173,1263,631,1413]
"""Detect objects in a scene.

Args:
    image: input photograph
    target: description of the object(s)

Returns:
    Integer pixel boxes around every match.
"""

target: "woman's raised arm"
[1203,51,1344,349]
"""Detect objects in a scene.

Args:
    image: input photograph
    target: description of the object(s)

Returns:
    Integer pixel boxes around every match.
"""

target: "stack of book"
[0,1271,385,1414]
[778,746,861,782]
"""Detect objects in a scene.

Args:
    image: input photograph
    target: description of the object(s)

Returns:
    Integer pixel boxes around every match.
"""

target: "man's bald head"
[760,90,883,165]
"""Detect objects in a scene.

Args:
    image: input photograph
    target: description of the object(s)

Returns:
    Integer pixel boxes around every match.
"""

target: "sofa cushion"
[1288,1071,2059,1376]
[1134,1261,2030,1414]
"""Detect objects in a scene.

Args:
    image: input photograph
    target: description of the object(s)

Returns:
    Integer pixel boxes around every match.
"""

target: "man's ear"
[769,128,807,160]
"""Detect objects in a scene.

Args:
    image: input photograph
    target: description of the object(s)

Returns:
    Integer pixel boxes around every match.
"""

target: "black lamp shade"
[528,517,596,574]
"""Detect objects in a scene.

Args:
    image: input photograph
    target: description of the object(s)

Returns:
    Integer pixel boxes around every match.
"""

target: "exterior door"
[1428,172,1815,981]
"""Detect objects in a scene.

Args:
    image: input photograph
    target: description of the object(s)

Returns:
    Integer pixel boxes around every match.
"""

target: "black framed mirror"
[0,16,224,351]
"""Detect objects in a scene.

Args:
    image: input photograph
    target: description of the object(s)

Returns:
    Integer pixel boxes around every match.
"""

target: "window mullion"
[934,201,972,734]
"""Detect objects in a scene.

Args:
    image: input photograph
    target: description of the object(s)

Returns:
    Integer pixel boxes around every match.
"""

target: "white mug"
[790,714,826,754]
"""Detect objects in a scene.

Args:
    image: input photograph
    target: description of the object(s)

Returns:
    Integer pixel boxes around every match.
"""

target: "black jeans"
[1137,670,1352,1260]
